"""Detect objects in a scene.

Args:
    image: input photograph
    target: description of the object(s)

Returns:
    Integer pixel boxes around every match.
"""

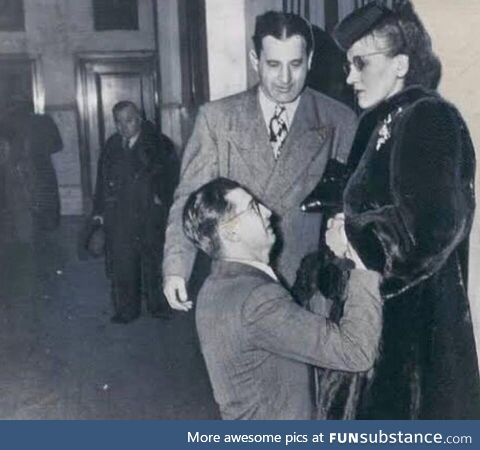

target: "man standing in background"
[92,101,177,324]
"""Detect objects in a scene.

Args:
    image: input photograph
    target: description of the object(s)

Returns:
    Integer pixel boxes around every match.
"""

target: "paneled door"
[76,52,158,212]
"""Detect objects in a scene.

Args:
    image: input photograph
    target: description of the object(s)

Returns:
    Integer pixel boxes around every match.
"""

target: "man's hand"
[163,275,192,311]
[325,213,348,257]
[92,215,104,225]
[326,213,366,270]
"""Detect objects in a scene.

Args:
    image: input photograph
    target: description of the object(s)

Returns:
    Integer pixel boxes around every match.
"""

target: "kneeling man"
[183,178,381,419]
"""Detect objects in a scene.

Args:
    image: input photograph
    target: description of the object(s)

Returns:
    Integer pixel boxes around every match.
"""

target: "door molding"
[75,51,159,213]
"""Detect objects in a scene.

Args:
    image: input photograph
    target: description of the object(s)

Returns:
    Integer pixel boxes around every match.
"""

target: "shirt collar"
[223,258,278,281]
[128,132,140,148]
[258,86,301,131]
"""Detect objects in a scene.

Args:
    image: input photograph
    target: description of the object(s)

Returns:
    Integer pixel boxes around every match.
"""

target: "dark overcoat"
[92,123,177,277]
[343,86,480,419]
[0,111,62,232]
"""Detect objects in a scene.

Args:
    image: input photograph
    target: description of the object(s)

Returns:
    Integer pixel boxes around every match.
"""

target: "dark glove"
[292,249,354,319]
[300,159,349,214]
[291,251,324,306]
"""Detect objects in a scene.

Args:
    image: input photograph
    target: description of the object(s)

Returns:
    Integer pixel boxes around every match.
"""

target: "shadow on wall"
[307,25,355,109]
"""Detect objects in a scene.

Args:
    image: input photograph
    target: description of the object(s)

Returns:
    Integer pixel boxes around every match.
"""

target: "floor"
[0,217,219,419]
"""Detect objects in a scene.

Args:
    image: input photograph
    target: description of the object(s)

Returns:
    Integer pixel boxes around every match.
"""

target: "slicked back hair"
[183,178,242,258]
[252,10,314,57]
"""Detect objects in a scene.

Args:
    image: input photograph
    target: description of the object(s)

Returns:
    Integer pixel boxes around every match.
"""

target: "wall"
[0,0,156,215]
[204,0,248,100]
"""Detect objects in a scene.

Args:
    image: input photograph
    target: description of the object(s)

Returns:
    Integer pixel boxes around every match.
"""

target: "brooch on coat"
[376,106,403,151]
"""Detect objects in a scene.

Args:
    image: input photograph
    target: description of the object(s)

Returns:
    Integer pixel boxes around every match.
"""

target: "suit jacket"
[163,87,357,285]
[196,261,382,420]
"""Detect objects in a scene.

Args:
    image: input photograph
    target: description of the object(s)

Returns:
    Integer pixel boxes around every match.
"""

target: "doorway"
[0,54,42,114]
[76,52,159,212]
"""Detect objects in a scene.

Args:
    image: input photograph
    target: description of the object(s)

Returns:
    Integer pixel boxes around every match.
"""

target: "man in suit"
[163,11,357,310]
[92,101,177,323]
[182,178,381,419]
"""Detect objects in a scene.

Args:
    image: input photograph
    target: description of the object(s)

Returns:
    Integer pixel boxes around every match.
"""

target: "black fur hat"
[333,2,394,51]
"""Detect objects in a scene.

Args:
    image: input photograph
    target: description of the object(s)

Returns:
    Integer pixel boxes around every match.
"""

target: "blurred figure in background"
[0,97,63,295]
[0,97,62,231]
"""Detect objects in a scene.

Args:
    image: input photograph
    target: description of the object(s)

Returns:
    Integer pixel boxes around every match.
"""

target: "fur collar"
[361,85,437,123]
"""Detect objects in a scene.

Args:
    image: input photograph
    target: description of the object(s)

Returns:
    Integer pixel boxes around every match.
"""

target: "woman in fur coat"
[329,1,480,419]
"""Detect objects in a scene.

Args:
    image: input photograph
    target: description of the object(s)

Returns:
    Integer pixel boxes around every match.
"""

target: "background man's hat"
[333,2,394,51]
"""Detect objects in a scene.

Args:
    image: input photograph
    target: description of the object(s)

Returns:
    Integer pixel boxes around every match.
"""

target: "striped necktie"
[269,104,288,160]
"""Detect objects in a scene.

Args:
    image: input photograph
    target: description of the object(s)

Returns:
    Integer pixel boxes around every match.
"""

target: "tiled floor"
[0,217,219,419]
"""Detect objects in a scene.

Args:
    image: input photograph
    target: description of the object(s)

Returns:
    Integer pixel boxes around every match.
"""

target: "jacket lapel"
[129,131,151,177]
[226,88,276,193]
[265,88,330,202]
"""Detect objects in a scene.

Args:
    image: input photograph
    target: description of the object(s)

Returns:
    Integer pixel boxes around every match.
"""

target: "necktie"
[122,137,130,150]
[269,105,288,160]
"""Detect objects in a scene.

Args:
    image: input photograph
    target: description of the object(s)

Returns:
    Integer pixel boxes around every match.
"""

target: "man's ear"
[396,54,409,78]
[249,49,259,73]
[218,224,239,244]
[307,51,313,70]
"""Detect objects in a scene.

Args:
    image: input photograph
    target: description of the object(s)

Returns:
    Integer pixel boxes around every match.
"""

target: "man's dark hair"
[252,11,314,57]
[112,100,141,119]
[183,178,241,258]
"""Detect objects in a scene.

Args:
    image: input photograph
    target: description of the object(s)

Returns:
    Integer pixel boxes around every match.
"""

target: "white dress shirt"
[258,87,301,133]
[127,132,140,149]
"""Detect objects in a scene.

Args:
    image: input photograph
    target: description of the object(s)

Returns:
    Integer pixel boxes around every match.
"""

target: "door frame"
[75,51,159,213]
[0,53,44,113]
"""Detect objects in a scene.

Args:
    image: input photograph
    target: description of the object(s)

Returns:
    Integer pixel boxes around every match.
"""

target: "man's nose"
[279,65,292,84]
[260,204,271,219]
[346,66,358,85]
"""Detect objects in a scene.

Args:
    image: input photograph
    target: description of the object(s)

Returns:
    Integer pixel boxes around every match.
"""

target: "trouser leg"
[110,250,141,323]
[141,248,170,317]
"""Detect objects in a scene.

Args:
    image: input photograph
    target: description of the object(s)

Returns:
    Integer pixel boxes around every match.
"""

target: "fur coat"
[344,86,480,419]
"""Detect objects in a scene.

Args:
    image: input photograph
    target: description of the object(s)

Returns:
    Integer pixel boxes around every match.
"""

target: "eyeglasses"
[343,50,392,75]
[219,199,262,226]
